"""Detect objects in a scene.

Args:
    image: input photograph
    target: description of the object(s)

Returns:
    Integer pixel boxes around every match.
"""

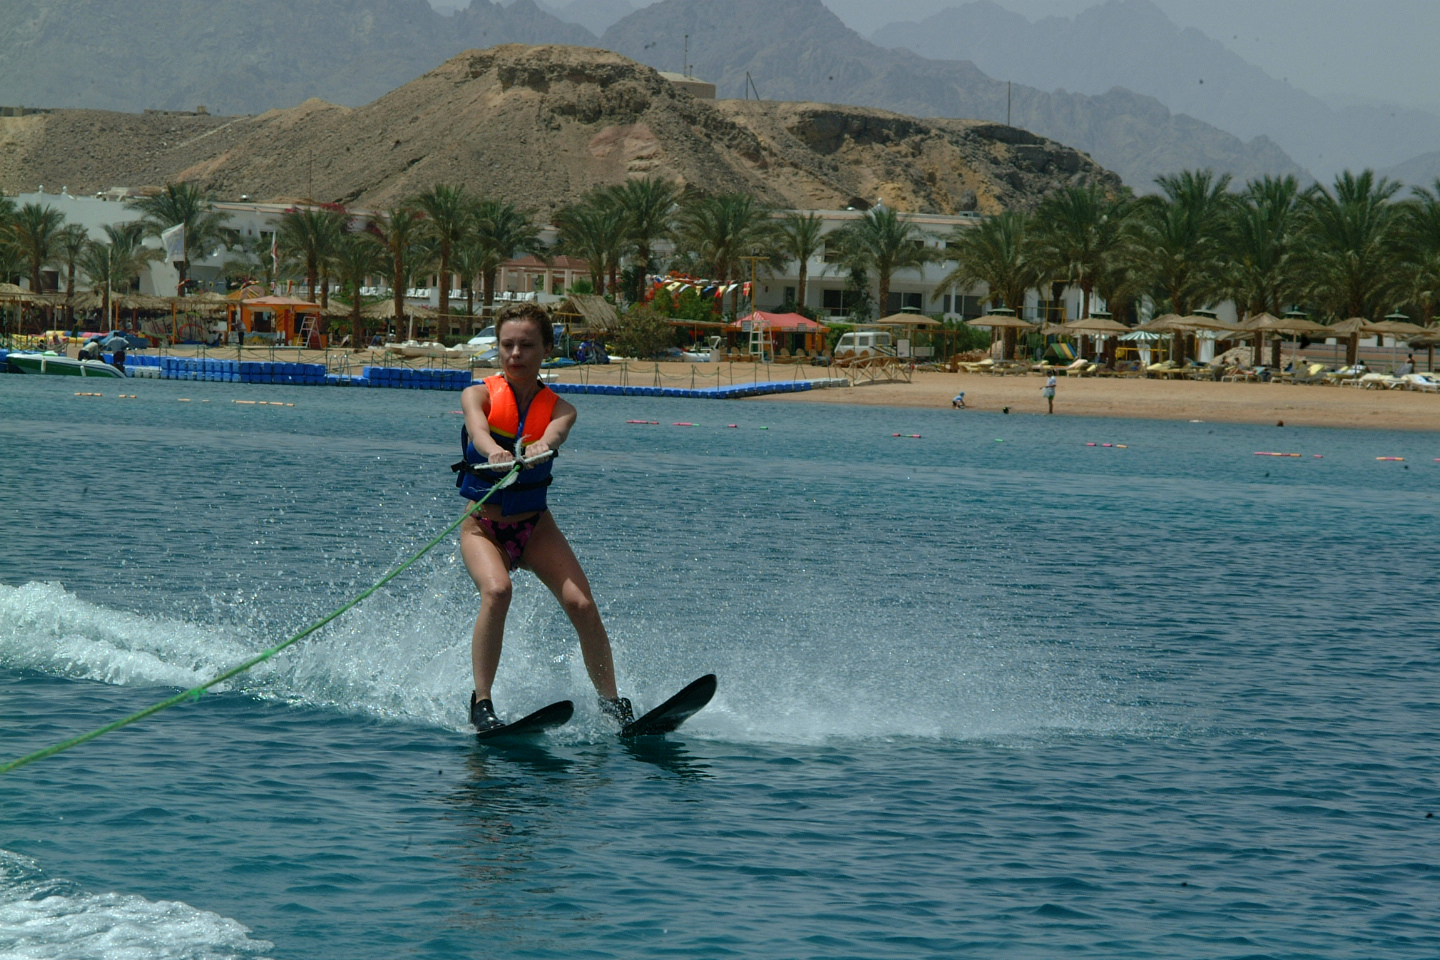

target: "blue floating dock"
[20,354,844,399]
[549,379,841,400]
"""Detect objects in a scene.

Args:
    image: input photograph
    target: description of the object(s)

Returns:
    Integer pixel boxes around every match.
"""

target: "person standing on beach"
[453,303,631,731]
[1042,373,1057,414]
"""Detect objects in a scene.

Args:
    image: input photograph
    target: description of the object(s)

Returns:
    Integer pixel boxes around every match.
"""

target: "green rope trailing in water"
[0,461,525,776]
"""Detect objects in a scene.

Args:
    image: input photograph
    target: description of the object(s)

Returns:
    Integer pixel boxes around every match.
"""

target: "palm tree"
[671,193,778,316]
[1293,169,1404,365]
[223,234,280,290]
[277,206,346,309]
[934,211,1043,359]
[12,202,65,296]
[1126,169,1235,361]
[79,222,162,327]
[414,184,473,337]
[1028,183,1131,321]
[608,176,680,298]
[1395,178,1440,327]
[554,191,627,296]
[330,231,388,348]
[369,205,427,338]
[1226,174,1304,363]
[55,223,91,324]
[830,205,937,318]
[472,199,546,312]
[128,182,237,291]
[775,211,825,311]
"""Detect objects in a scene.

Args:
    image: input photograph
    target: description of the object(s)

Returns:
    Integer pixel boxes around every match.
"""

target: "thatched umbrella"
[1328,317,1374,367]
[1238,311,1330,366]
[363,299,436,341]
[969,309,1038,360]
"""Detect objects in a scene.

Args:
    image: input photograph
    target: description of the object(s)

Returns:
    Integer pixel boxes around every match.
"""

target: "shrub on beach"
[611,304,677,358]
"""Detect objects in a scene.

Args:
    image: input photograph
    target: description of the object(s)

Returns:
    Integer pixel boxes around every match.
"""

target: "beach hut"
[237,295,324,346]
[553,295,620,339]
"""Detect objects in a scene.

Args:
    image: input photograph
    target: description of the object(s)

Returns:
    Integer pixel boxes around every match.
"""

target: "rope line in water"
[0,460,527,776]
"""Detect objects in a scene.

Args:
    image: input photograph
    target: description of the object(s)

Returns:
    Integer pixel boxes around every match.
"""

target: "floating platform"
[3,351,847,399]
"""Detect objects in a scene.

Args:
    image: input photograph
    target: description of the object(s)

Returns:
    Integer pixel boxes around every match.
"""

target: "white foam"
[0,573,1138,747]
[0,850,274,959]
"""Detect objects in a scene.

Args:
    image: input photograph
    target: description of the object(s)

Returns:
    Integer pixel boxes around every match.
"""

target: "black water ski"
[476,700,574,740]
[621,675,717,738]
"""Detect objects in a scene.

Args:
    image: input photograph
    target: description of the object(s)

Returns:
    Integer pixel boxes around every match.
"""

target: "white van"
[834,330,894,357]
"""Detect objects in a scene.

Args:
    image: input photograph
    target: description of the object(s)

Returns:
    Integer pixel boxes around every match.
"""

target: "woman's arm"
[523,396,577,456]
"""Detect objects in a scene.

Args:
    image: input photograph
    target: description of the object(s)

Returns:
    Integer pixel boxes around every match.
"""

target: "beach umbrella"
[1238,311,1329,365]
[968,310,1037,361]
[875,312,941,327]
[969,312,1038,330]
[1061,315,1131,335]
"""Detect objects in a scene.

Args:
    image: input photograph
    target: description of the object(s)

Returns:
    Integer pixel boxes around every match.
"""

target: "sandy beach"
[543,360,1440,433]
[120,346,1440,432]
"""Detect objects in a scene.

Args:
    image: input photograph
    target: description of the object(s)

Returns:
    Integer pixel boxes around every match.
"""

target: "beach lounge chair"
[1288,362,1329,385]
[1145,360,1179,378]
[1402,373,1440,392]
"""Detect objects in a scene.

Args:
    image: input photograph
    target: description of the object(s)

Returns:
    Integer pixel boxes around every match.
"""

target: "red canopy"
[732,311,824,332]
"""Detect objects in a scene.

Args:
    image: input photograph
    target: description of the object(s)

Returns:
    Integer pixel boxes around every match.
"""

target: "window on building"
[886,291,923,314]
[821,288,863,316]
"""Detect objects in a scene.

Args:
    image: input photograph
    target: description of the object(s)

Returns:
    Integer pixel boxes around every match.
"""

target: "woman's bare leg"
[459,513,514,702]
[523,512,618,699]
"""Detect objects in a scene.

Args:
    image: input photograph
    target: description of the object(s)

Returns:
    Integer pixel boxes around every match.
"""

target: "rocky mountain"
[0,0,594,115]
[0,0,1311,191]
[0,45,1120,214]
[598,0,1306,191]
[871,0,1440,184]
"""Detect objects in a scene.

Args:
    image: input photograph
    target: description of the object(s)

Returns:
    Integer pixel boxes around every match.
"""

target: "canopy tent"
[732,311,824,332]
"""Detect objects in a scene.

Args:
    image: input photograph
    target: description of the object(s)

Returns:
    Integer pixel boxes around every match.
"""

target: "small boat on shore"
[6,352,127,378]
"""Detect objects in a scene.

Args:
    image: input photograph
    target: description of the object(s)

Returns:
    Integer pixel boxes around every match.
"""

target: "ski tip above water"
[621,674,717,738]
[475,699,575,741]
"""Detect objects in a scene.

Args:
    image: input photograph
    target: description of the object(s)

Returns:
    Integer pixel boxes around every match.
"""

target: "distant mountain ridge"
[598,0,1306,191]
[871,0,1440,184]
[0,0,594,115]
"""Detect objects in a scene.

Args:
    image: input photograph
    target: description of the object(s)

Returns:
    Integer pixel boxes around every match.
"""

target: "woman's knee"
[561,588,596,622]
[480,577,514,609]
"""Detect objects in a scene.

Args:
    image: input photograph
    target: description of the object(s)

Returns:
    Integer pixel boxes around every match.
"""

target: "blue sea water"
[1,373,1438,960]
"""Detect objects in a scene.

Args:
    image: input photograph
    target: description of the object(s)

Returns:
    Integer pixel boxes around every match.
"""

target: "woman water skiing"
[454,303,632,731]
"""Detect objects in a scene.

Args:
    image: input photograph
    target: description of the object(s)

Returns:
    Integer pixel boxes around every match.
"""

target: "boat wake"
[0,849,274,960]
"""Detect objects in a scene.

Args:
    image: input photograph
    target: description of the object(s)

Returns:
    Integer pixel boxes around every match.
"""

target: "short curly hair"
[495,303,554,350]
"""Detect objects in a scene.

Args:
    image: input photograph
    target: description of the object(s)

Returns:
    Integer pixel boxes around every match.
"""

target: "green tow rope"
[0,461,524,776]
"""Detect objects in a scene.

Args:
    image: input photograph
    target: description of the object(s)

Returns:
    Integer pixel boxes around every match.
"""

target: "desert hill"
[0,45,1120,216]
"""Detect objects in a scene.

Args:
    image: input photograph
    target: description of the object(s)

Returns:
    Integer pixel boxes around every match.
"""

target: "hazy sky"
[485,0,1440,116]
